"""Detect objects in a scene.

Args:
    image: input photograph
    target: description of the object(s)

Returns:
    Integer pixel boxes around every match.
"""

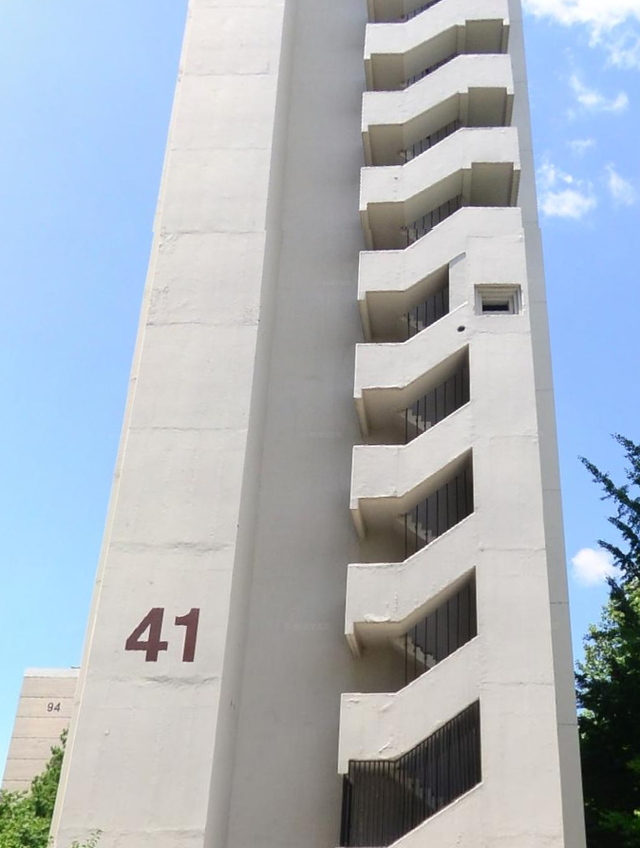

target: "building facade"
[51,1,586,846]
[2,669,78,793]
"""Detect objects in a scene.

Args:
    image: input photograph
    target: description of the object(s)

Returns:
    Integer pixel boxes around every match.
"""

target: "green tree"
[0,790,52,848]
[577,435,640,847]
[0,730,98,848]
[31,730,67,822]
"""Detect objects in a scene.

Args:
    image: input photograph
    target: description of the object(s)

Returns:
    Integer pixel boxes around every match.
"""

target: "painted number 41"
[125,608,200,663]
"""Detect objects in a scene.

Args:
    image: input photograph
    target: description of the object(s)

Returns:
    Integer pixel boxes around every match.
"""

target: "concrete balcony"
[351,404,473,534]
[360,127,520,250]
[365,0,510,91]
[338,636,480,771]
[362,54,514,166]
[357,207,524,341]
[367,0,446,25]
[355,329,468,439]
[350,405,473,540]
[345,512,478,654]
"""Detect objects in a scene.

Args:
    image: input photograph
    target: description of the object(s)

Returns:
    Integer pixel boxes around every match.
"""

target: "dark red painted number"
[124,608,169,662]
[175,608,200,663]
[125,608,201,663]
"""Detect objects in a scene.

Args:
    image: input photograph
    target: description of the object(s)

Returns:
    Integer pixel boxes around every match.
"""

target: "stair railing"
[341,702,481,847]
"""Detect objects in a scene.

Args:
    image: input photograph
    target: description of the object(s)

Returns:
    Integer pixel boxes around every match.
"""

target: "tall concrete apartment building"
[50,1,586,846]
[2,669,78,793]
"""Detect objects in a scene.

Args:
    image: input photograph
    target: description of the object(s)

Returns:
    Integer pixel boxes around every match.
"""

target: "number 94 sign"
[125,608,200,663]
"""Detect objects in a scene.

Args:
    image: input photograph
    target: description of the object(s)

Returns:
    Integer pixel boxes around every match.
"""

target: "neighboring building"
[51,1,586,847]
[2,669,78,793]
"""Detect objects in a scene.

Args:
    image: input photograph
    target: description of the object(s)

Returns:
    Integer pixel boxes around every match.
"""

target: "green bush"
[0,730,99,848]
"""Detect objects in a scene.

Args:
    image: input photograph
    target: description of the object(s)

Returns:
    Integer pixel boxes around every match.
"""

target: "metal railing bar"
[400,119,462,163]
[342,703,481,846]
[404,195,464,247]
[404,360,470,441]
[401,577,477,685]
[404,52,457,88]
[400,0,444,21]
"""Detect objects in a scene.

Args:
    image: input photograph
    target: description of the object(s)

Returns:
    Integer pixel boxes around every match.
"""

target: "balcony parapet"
[362,54,514,166]
[365,0,510,91]
[345,512,478,654]
[355,326,468,435]
[357,207,525,340]
[360,127,520,250]
[350,405,473,539]
[338,637,480,771]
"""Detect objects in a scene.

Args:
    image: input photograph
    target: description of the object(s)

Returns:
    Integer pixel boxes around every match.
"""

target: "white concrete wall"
[50,0,349,845]
[507,2,587,845]
[50,1,403,847]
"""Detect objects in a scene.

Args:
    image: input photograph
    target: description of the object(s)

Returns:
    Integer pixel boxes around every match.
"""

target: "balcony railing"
[401,120,462,163]
[404,463,473,556]
[404,358,469,442]
[403,577,477,685]
[404,284,449,339]
[340,702,481,847]
[404,195,464,246]
[403,53,456,88]
[400,0,445,21]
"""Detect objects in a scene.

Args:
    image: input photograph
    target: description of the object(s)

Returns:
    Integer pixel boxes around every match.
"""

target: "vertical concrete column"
[507,2,587,846]
[51,1,292,846]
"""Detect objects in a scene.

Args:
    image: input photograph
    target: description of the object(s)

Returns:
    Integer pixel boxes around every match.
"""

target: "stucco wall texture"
[49,1,586,847]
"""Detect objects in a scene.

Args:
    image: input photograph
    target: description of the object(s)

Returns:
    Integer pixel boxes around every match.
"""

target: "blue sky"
[0,0,639,774]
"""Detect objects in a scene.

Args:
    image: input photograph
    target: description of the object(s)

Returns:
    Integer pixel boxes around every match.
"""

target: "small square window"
[475,285,521,316]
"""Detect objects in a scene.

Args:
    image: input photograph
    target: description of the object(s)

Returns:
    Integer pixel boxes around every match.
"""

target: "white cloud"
[571,547,620,586]
[569,75,629,112]
[569,138,596,154]
[524,0,640,67]
[537,159,597,219]
[525,0,640,31]
[606,163,638,205]
[541,189,597,218]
